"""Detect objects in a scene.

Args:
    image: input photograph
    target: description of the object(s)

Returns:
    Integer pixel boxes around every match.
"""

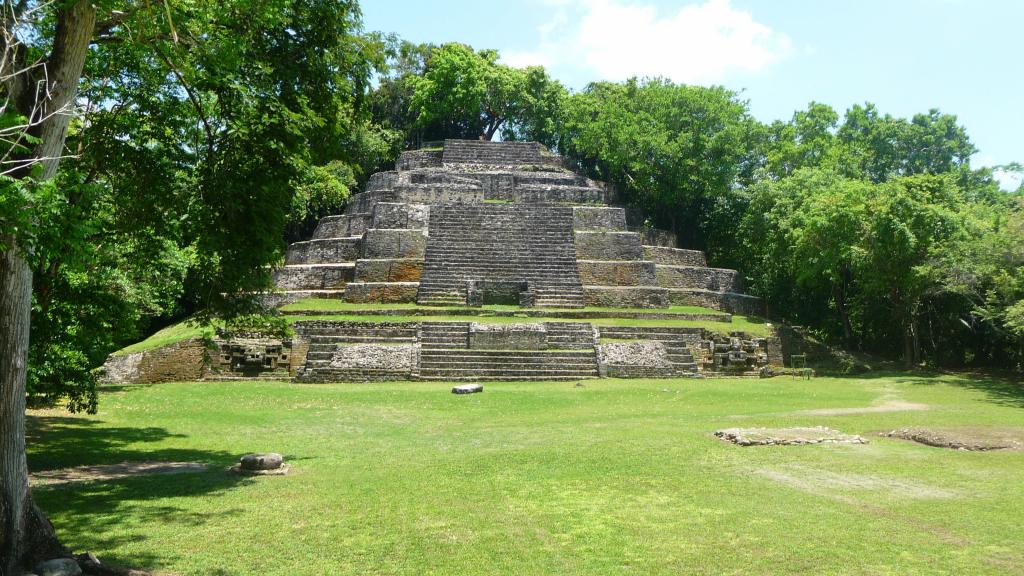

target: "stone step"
[418,368,598,377]
[418,375,597,382]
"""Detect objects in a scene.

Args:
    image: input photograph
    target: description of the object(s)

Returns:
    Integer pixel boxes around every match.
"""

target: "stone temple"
[102,140,781,384]
[274,139,761,312]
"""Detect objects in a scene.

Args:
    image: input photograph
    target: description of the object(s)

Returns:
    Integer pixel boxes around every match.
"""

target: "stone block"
[582,286,669,308]
[286,238,361,264]
[396,149,442,170]
[469,323,547,350]
[361,229,427,258]
[655,265,743,292]
[577,260,656,286]
[392,184,484,204]
[354,258,423,283]
[643,246,707,267]
[366,170,399,192]
[372,202,430,230]
[574,231,644,260]
[312,214,370,239]
[665,288,764,316]
[344,282,419,303]
[273,264,354,290]
[573,206,628,230]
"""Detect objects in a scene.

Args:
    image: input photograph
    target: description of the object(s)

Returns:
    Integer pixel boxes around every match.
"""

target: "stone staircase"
[598,326,701,375]
[417,204,585,308]
[417,323,599,381]
[296,322,418,382]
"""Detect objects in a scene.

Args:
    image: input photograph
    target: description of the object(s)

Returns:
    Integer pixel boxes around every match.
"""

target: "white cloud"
[502,0,792,85]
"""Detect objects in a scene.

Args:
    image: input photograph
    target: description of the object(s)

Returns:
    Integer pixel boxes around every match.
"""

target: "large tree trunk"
[0,2,96,572]
[0,243,67,575]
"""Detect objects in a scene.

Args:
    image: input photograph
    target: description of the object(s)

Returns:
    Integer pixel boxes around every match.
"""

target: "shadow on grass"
[849,370,1024,409]
[27,416,221,472]
[27,413,258,574]
[34,468,253,573]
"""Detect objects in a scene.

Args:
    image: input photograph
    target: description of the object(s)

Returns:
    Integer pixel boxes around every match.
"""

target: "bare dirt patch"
[796,399,928,416]
[715,426,867,446]
[757,464,958,499]
[881,427,1024,451]
[31,461,207,486]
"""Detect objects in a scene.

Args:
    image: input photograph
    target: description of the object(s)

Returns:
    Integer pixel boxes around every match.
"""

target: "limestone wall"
[286,238,361,264]
[99,338,207,384]
[656,265,743,292]
[441,139,562,167]
[577,260,657,286]
[361,229,426,259]
[573,206,627,230]
[574,231,644,260]
[371,203,429,230]
[396,149,443,170]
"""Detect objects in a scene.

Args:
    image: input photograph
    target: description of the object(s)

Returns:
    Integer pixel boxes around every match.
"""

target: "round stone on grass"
[240,452,283,471]
[230,452,290,476]
[452,384,483,394]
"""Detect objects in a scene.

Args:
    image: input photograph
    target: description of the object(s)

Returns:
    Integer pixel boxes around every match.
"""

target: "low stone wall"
[636,226,677,247]
[656,265,743,292]
[396,149,443,171]
[577,260,657,286]
[273,264,354,290]
[367,170,399,192]
[329,344,415,372]
[665,288,764,316]
[573,206,627,230]
[354,259,423,283]
[313,214,370,239]
[643,246,706,267]
[442,139,562,167]
[361,229,426,259]
[99,338,207,384]
[345,190,397,214]
[344,282,419,303]
[574,231,644,260]
[512,187,604,204]
[372,202,429,230]
[392,184,484,205]
[286,238,361,265]
[469,323,547,350]
[583,286,669,308]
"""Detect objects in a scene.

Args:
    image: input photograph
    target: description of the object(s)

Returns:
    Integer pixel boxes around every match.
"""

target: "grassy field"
[28,373,1024,575]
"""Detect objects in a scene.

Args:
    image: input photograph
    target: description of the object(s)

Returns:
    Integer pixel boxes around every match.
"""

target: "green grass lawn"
[28,373,1024,575]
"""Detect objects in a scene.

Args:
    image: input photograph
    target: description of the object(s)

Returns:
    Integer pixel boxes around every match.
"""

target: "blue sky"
[362,0,1022,189]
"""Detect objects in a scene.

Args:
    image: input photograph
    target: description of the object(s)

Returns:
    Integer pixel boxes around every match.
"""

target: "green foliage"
[557,78,751,250]
[13,0,396,410]
[407,43,566,143]
[219,314,293,339]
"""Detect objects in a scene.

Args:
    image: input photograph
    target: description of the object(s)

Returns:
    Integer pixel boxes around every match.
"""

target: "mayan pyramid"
[273,139,761,314]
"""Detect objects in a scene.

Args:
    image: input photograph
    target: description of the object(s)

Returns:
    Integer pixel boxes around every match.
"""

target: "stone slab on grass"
[715,426,867,446]
[881,427,1024,451]
[452,384,484,394]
